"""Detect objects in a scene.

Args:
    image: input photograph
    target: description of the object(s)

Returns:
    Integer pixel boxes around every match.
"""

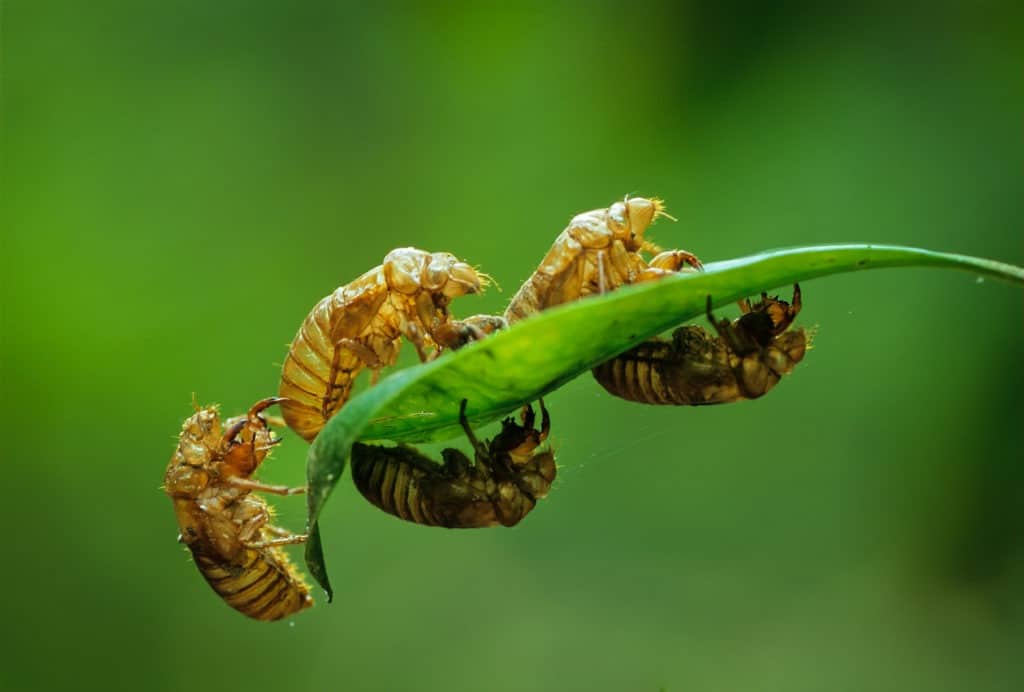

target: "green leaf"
[304,243,1024,599]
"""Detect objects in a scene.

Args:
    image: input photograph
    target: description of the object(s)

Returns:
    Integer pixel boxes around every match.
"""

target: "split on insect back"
[162,188,1024,612]
[504,195,703,323]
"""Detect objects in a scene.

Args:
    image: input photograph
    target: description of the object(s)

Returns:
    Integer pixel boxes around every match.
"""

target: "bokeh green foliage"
[3,2,1023,691]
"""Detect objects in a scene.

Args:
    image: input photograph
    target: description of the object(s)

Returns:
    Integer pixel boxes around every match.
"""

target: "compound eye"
[423,255,452,290]
[607,202,627,232]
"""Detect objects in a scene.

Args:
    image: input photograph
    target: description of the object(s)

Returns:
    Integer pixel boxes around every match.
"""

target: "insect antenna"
[650,198,678,223]
[476,269,501,292]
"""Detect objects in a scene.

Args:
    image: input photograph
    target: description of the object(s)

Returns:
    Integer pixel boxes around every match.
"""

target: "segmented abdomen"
[592,341,682,405]
[192,547,313,621]
[350,444,450,527]
[279,293,339,442]
[594,325,808,406]
[592,327,741,405]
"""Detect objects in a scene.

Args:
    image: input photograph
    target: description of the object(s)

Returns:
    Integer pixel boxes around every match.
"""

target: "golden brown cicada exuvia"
[503,196,702,323]
[351,400,555,528]
[592,284,809,405]
[164,397,312,621]
[279,247,505,442]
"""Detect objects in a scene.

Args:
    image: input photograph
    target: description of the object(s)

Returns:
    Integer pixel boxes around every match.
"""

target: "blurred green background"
[3,2,1023,691]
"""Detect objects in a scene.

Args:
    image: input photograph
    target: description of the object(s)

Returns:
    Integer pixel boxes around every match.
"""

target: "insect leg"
[243,534,308,549]
[706,296,744,354]
[249,396,288,418]
[220,418,248,447]
[597,250,608,294]
[323,337,382,414]
[538,398,551,442]
[458,399,489,459]
[433,314,507,352]
[773,283,802,332]
[519,403,535,430]
[402,322,432,362]
[227,477,307,496]
[335,338,382,368]
[645,249,704,274]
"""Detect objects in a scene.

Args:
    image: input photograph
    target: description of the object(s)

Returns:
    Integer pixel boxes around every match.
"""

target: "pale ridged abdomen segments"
[194,549,312,622]
[279,294,338,442]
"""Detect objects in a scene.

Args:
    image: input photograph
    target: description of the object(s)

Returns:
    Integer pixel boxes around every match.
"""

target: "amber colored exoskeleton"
[592,285,808,405]
[503,196,702,323]
[351,400,555,528]
[164,397,313,621]
[279,247,496,442]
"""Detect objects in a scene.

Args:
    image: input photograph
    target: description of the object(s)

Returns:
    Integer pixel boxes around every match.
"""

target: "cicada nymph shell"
[164,397,312,621]
[592,285,808,405]
[503,196,702,323]
[351,400,555,528]
[279,247,498,442]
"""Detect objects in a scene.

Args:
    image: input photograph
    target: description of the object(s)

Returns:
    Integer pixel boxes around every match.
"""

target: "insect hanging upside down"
[279,247,504,442]
[163,397,312,621]
[592,284,809,405]
[351,400,556,528]
[503,195,703,323]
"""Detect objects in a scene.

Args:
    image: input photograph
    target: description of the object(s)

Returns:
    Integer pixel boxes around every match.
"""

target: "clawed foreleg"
[227,477,306,496]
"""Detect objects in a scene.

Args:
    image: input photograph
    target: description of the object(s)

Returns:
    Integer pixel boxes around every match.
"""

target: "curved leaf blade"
[305,243,1024,598]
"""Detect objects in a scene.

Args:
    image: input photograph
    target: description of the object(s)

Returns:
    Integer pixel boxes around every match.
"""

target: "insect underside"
[164,397,312,621]
[351,400,556,528]
[592,285,809,405]
[166,194,817,619]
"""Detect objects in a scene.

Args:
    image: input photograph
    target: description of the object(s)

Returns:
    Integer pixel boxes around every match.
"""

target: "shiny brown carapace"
[592,284,808,405]
[279,247,498,442]
[503,196,702,323]
[164,397,312,621]
[351,400,556,528]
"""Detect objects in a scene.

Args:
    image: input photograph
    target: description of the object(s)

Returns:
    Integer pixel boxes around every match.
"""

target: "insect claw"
[167,404,313,620]
[594,285,810,406]
[520,403,535,429]
[220,419,247,445]
[350,399,557,528]
[250,396,287,417]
